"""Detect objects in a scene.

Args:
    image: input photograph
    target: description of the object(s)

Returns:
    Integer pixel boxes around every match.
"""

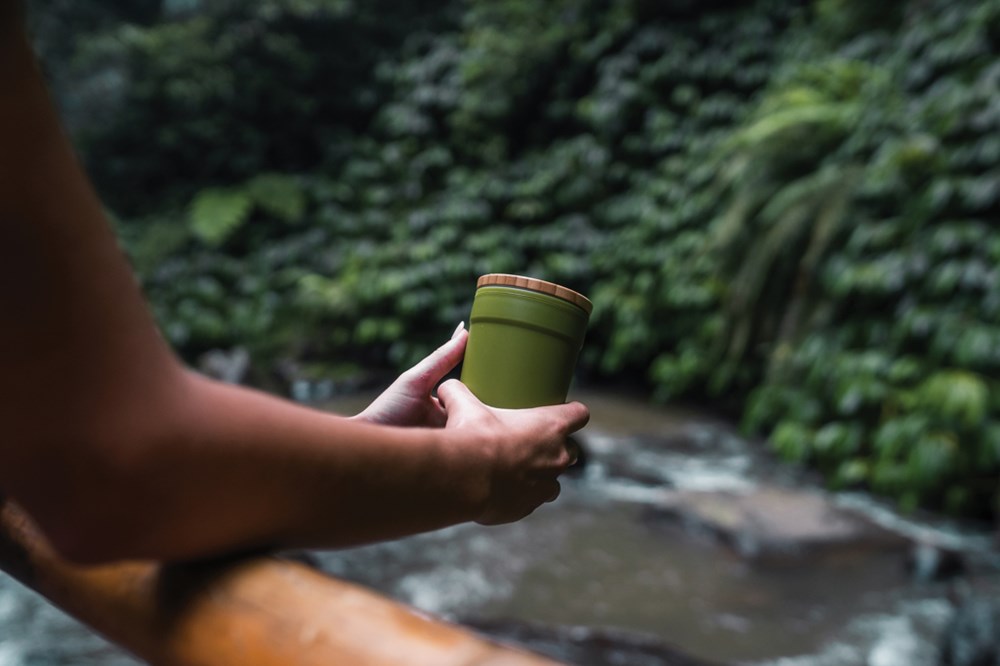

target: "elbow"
[23,460,157,565]
[15,428,180,566]
[42,516,135,566]
[32,470,179,566]
[6,362,196,565]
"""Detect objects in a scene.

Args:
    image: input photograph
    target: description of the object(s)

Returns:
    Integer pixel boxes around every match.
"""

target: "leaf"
[833,458,869,488]
[916,371,989,428]
[978,422,1000,468]
[125,216,191,272]
[771,421,813,463]
[189,188,253,246]
[730,102,857,156]
[248,174,306,224]
[906,432,957,486]
[814,422,862,459]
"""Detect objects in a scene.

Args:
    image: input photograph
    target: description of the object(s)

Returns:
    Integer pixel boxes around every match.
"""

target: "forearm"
[16,370,485,563]
[151,372,484,556]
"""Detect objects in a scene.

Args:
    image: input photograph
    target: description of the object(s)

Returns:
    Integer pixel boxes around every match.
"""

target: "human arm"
[0,20,588,564]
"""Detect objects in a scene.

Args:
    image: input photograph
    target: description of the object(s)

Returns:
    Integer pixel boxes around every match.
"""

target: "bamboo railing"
[0,499,563,666]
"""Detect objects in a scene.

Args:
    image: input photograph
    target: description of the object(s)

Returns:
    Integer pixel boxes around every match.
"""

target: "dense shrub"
[39,0,1000,518]
[740,0,1000,517]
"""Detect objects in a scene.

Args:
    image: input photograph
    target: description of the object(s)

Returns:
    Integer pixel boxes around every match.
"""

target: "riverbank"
[314,390,999,665]
[0,389,996,665]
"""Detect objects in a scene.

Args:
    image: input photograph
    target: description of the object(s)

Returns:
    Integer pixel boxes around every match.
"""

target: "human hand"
[353,322,468,428]
[436,379,590,525]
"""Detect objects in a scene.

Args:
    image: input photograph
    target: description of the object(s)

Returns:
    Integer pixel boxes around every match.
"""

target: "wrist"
[435,428,491,523]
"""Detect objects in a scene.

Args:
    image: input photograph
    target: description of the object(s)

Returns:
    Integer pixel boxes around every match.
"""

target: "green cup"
[460,274,592,408]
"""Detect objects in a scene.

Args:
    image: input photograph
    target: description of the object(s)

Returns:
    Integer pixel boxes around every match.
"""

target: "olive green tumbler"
[460,274,592,409]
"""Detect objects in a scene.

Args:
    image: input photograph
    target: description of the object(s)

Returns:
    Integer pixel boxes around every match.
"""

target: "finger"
[436,378,480,419]
[558,401,590,434]
[541,443,575,470]
[524,401,590,434]
[565,437,580,467]
[427,396,448,428]
[401,327,469,392]
[542,479,562,503]
[525,477,561,502]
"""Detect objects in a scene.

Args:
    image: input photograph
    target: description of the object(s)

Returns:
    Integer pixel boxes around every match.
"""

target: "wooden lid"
[477,273,593,315]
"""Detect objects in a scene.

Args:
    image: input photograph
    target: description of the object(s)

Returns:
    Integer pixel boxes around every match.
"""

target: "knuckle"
[398,366,420,383]
[436,379,457,398]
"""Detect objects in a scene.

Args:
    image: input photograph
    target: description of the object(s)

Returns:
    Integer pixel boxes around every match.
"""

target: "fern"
[731,102,858,155]
[189,187,253,246]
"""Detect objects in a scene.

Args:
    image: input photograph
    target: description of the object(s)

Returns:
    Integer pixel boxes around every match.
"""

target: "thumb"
[436,378,481,420]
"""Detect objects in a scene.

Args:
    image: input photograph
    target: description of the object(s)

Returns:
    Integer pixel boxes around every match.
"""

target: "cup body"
[460,277,590,408]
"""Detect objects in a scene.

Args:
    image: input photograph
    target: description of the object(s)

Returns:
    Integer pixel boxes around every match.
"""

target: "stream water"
[0,389,996,665]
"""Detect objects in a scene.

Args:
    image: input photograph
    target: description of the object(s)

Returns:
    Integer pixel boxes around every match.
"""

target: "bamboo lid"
[477,273,593,315]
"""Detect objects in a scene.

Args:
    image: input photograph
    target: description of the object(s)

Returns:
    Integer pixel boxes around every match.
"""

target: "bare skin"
[0,15,588,564]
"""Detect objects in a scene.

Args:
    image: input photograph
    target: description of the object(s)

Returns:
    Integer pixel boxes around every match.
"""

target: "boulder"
[197,346,250,384]
[568,431,677,487]
[463,617,724,666]
[907,542,967,583]
[642,487,909,562]
[940,592,1000,666]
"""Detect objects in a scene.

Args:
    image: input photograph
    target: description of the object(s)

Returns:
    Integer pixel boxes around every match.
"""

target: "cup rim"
[476,273,593,315]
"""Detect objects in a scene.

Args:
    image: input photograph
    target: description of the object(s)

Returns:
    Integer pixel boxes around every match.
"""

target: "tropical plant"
[40,0,1000,518]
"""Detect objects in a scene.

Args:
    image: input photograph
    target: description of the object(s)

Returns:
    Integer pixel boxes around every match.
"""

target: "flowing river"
[0,390,996,665]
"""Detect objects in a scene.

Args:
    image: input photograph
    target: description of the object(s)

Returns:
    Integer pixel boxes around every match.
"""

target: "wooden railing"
[0,499,564,666]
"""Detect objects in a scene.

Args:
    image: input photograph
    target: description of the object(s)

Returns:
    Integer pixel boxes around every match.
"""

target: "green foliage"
[725,0,1000,518]
[61,0,455,215]
[188,174,305,246]
[913,371,989,430]
[189,188,253,246]
[246,174,307,223]
[813,0,903,40]
[48,0,1000,519]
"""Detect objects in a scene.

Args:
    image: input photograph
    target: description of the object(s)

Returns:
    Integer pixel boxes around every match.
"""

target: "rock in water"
[197,347,250,384]
[462,617,725,666]
[907,542,967,583]
[642,487,908,562]
[940,593,1000,666]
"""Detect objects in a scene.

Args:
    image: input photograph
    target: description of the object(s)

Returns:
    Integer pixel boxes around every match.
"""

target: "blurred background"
[3,0,999,664]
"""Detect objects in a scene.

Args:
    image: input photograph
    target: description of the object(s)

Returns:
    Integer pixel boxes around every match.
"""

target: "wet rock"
[627,424,744,456]
[628,431,705,453]
[907,542,967,583]
[600,456,675,487]
[463,617,724,666]
[940,592,1000,666]
[281,550,322,569]
[197,346,250,384]
[569,431,676,487]
[643,487,908,562]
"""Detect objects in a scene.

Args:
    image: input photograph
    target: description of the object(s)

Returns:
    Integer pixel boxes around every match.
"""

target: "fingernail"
[451,321,465,339]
